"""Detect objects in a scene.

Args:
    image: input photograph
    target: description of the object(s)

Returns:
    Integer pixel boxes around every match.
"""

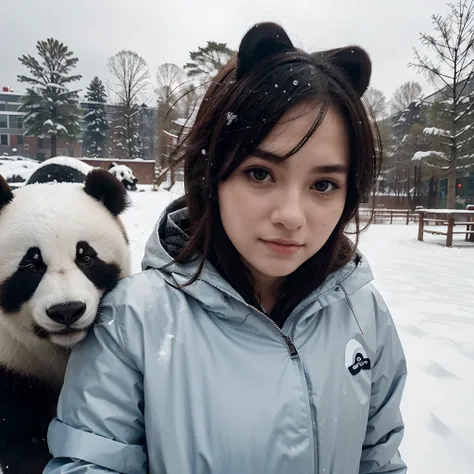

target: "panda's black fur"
[0,367,59,472]
[27,162,88,184]
[0,169,132,473]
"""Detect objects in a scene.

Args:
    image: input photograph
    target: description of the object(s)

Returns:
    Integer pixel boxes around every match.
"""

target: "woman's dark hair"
[171,22,381,325]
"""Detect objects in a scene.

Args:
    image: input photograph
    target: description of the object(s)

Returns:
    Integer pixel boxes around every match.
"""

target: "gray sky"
[1,0,451,105]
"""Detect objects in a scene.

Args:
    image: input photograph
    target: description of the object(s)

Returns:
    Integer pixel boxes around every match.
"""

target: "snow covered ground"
[122,186,474,474]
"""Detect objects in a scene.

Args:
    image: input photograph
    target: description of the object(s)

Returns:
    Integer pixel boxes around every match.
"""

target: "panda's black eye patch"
[75,241,121,292]
[0,247,47,314]
[76,241,96,267]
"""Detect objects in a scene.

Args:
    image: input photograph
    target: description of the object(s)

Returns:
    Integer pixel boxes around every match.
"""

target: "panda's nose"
[46,301,86,326]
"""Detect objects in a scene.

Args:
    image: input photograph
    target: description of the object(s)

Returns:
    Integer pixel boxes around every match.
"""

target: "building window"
[0,134,8,146]
[6,103,20,112]
[0,115,7,128]
[0,103,5,111]
[9,115,23,129]
[38,137,44,148]
[17,135,24,145]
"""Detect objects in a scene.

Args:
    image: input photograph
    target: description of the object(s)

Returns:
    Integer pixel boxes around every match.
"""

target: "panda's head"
[108,163,139,191]
[0,169,131,348]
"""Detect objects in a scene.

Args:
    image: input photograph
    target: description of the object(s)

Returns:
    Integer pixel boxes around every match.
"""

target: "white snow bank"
[0,155,37,163]
[357,225,474,474]
[0,160,39,181]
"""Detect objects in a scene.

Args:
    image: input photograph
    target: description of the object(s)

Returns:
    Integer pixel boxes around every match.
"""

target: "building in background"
[0,86,157,160]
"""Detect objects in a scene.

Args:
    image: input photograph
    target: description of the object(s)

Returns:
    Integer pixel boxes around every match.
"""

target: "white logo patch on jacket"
[345,338,371,376]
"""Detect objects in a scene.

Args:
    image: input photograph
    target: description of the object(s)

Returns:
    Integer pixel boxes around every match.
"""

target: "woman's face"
[218,101,350,290]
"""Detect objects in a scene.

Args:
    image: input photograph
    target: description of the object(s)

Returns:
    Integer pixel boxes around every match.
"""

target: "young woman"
[44,22,407,474]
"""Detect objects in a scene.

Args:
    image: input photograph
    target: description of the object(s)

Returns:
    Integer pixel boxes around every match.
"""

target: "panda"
[108,162,139,191]
[0,169,132,473]
[26,156,140,191]
[25,156,94,185]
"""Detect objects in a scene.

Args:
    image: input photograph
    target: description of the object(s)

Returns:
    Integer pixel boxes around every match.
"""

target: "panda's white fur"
[0,170,131,473]
[0,181,131,389]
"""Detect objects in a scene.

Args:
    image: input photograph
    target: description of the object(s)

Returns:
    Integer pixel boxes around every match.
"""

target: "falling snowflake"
[293,80,299,86]
[226,112,238,125]
[201,149,207,155]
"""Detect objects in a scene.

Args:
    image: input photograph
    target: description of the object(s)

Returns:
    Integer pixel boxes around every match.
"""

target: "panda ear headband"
[235,21,372,96]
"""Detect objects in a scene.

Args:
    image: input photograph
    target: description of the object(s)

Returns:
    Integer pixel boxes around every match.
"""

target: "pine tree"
[110,103,146,159]
[17,38,82,157]
[184,41,236,81]
[83,77,108,157]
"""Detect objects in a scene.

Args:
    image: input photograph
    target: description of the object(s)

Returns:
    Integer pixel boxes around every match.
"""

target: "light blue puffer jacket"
[44,197,407,474]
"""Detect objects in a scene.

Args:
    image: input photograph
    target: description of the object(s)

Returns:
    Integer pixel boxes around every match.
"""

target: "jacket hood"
[141,196,374,317]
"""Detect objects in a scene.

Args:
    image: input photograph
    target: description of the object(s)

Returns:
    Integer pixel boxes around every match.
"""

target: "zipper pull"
[283,335,298,357]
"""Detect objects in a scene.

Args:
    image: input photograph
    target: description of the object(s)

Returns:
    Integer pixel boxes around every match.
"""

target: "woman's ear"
[317,46,372,96]
[236,22,296,79]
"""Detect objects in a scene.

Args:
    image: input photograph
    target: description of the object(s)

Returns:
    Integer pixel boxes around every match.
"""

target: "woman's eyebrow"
[252,149,348,174]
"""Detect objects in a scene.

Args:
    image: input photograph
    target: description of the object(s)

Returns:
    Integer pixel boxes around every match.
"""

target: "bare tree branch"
[107,50,151,159]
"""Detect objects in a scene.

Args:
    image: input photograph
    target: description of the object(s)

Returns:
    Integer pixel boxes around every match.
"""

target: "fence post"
[446,214,454,247]
[467,205,474,242]
[417,211,425,241]
[406,210,409,225]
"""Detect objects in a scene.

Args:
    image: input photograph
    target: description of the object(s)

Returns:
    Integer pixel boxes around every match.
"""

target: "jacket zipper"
[196,278,300,358]
[192,277,317,470]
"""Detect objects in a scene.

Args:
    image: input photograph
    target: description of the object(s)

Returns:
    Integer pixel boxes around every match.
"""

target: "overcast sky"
[1,0,452,105]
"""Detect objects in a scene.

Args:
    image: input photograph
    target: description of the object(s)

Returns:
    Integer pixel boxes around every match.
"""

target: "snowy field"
[123,186,474,474]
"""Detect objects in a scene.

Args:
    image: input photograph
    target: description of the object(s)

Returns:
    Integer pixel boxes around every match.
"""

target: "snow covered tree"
[17,38,82,158]
[380,100,437,207]
[410,0,474,208]
[83,76,108,157]
[109,103,147,159]
[107,50,151,159]
[184,41,236,81]
[390,81,423,114]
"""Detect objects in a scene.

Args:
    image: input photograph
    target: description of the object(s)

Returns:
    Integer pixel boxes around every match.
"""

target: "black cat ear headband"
[235,21,372,96]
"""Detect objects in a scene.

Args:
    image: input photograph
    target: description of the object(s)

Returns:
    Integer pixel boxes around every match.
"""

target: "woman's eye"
[247,168,271,182]
[313,180,335,193]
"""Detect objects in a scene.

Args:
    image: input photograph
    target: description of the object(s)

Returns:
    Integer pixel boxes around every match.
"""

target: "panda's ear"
[236,22,296,79]
[0,175,14,212]
[317,46,372,96]
[83,169,130,217]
